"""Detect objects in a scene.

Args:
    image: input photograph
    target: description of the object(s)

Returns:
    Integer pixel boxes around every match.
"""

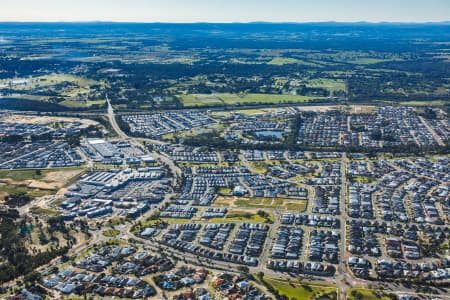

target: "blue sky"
[0,0,449,22]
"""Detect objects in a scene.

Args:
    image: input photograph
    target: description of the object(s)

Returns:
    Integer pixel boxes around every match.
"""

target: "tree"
[24,271,41,286]
[5,192,31,207]
[256,272,264,280]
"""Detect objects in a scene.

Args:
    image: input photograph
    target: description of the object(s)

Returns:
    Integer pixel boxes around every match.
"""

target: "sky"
[0,0,449,23]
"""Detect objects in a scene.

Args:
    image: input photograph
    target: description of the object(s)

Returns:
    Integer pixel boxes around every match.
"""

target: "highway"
[106,95,128,140]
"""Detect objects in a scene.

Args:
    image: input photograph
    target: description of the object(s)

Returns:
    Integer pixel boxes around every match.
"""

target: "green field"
[351,176,373,184]
[180,94,224,107]
[0,185,52,198]
[87,100,106,107]
[235,197,307,211]
[306,78,346,94]
[131,217,178,235]
[218,93,321,105]
[59,99,106,108]
[348,58,392,64]
[0,169,47,181]
[263,277,337,300]
[0,74,97,90]
[217,187,232,194]
[346,288,392,300]
[162,218,191,224]
[209,210,273,223]
[235,108,280,114]
[213,196,308,211]
[29,206,61,216]
[247,163,268,174]
[399,100,448,106]
[267,57,319,67]
[180,93,324,107]
[103,229,121,237]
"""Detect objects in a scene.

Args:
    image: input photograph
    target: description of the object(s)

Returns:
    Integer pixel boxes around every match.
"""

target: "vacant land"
[29,205,62,216]
[263,277,337,300]
[60,99,106,108]
[247,163,269,174]
[180,94,224,107]
[0,168,85,200]
[103,229,121,237]
[235,108,281,115]
[0,114,98,128]
[399,100,448,106]
[346,288,392,300]
[0,74,95,91]
[214,196,307,211]
[209,210,274,223]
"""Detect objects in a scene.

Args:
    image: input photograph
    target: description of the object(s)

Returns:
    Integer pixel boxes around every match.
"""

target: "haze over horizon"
[0,0,449,23]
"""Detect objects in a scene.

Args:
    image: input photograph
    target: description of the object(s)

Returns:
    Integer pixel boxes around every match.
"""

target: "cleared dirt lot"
[0,114,98,128]
[0,168,85,200]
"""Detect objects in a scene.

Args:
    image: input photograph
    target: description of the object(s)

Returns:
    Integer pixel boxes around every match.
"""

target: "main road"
[106,95,128,139]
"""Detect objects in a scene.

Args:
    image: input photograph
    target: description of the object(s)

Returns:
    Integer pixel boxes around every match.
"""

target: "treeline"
[0,98,71,112]
[4,192,31,207]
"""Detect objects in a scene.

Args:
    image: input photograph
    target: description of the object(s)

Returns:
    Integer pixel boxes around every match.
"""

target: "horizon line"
[0,20,450,25]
